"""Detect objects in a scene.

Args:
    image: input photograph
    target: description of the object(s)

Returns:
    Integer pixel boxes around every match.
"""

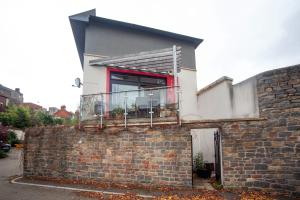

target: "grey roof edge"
[197,76,233,96]
[69,9,96,68]
[89,15,203,48]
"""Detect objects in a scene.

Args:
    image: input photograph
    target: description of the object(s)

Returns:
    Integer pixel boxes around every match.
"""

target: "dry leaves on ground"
[240,191,275,200]
[75,191,144,200]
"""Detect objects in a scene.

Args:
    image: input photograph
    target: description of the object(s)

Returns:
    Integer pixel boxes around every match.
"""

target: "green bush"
[34,111,64,126]
[54,118,64,125]
[0,106,17,126]
[0,105,70,128]
[14,107,31,128]
[0,105,31,128]
[0,149,7,159]
[194,152,205,171]
[7,131,20,147]
[213,181,223,190]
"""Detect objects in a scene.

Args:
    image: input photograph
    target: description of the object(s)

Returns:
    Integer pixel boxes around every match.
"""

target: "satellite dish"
[73,78,82,88]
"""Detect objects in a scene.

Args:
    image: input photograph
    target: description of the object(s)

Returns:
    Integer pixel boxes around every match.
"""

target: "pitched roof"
[69,9,203,68]
[53,105,72,119]
[22,102,43,110]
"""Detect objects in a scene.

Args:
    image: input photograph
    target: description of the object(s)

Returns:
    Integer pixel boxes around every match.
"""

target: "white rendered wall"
[196,77,259,120]
[232,77,259,118]
[191,128,217,163]
[197,80,233,119]
[178,69,200,120]
[82,55,107,95]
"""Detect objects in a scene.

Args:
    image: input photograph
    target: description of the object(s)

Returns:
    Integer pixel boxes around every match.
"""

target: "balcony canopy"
[89,47,182,75]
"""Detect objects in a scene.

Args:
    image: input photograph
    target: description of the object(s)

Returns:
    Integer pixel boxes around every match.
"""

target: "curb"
[11,177,155,199]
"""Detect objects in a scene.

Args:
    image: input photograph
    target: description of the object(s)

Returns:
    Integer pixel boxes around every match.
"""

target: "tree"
[0,105,17,126]
[14,106,31,128]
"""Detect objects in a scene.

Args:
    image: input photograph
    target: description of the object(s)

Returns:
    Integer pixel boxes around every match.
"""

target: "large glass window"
[110,72,167,92]
[110,72,167,118]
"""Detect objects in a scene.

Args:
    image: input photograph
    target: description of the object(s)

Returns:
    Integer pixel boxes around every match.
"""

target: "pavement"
[0,148,89,200]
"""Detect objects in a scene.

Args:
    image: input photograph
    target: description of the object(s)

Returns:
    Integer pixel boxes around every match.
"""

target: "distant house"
[0,84,23,111]
[48,107,59,116]
[0,94,7,112]
[22,102,44,111]
[53,105,73,119]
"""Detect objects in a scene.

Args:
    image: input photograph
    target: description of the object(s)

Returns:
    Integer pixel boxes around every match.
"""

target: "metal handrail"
[81,86,180,97]
[80,86,181,127]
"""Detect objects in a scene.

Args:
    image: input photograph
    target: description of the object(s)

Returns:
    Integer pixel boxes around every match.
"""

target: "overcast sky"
[1,0,299,111]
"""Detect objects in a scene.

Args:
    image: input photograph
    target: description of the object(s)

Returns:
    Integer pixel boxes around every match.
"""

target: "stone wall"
[24,126,192,187]
[220,64,300,197]
[255,65,300,196]
[23,64,300,198]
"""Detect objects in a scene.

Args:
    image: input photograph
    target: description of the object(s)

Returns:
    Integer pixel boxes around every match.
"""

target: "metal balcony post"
[79,96,83,126]
[124,92,128,128]
[149,91,154,128]
[173,45,178,87]
[100,94,104,129]
[176,88,181,126]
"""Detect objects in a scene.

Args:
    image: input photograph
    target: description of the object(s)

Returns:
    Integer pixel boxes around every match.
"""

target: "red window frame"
[106,67,174,93]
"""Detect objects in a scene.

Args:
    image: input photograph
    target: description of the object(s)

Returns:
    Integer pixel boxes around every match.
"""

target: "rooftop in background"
[54,105,73,119]
[22,102,44,111]
[0,84,23,105]
[69,9,203,68]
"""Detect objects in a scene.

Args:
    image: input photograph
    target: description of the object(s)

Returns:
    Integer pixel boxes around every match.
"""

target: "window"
[110,72,166,92]
[109,72,167,117]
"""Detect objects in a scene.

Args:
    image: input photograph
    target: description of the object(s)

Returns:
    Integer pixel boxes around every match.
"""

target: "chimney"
[15,88,20,93]
[61,105,66,111]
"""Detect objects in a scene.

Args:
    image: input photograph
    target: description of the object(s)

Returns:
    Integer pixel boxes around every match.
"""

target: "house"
[53,105,73,120]
[22,9,299,197]
[48,107,59,116]
[22,102,45,111]
[0,84,23,111]
[0,94,7,112]
[69,9,203,124]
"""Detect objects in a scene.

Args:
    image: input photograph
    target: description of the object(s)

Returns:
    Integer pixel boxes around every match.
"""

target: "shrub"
[0,125,8,142]
[7,131,20,147]
[0,149,7,159]
[0,105,31,128]
[54,118,64,125]
[194,152,205,171]
[35,111,58,126]
[14,106,31,128]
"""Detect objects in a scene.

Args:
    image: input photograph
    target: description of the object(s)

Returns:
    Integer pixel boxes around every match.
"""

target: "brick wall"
[24,126,192,187]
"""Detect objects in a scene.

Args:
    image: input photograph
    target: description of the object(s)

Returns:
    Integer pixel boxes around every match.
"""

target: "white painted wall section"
[82,55,107,95]
[196,76,259,120]
[178,69,200,120]
[191,128,217,163]
[197,78,233,119]
[232,77,259,118]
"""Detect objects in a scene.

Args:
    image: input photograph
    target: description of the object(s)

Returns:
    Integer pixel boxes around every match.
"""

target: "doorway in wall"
[191,128,222,189]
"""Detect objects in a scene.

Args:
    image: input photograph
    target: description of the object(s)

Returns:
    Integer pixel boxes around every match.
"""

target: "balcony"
[80,86,180,127]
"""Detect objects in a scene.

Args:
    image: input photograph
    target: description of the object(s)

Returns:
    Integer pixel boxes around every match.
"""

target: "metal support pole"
[124,93,128,128]
[173,45,178,87]
[100,94,104,129]
[149,91,154,128]
[173,45,181,125]
[176,89,181,126]
[79,96,82,127]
